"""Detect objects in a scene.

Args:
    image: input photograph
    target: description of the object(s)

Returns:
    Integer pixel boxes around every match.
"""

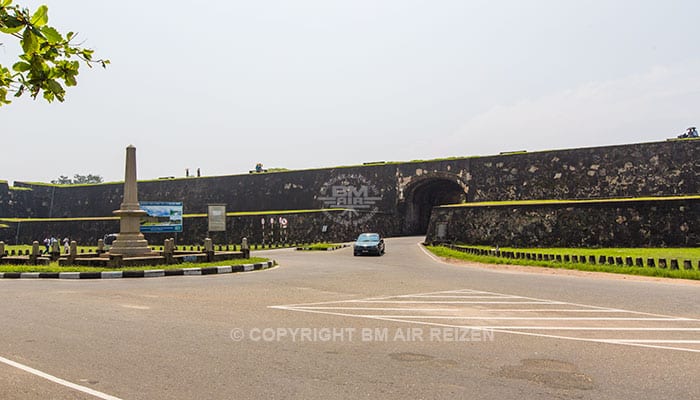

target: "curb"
[0,260,276,280]
[296,244,349,251]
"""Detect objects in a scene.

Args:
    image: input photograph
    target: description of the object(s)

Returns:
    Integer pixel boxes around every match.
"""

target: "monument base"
[109,233,156,257]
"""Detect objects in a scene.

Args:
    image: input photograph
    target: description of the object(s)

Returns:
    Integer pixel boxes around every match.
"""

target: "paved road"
[1,237,699,399]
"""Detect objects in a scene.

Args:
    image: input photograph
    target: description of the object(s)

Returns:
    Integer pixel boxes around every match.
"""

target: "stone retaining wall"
[426,197,699,248]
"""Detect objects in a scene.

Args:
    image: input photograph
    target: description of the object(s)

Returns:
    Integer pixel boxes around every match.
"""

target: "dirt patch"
[496,358,594,390]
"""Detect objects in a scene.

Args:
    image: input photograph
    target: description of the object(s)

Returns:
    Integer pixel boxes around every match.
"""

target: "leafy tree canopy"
[0,0,108,106]
[51,174,103,185]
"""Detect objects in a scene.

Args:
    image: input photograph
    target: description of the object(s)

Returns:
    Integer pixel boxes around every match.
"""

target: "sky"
[1,0,698,184]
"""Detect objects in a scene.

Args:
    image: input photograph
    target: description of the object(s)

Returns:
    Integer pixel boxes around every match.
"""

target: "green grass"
[0,257,271,273]
[458,244,700,261]
[426,245,700,280]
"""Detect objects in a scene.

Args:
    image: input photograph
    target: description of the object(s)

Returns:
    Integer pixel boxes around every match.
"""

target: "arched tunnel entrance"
[401,177,467,235]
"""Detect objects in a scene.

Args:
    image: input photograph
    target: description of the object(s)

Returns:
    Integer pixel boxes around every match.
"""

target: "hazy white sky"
[1,0,698,183]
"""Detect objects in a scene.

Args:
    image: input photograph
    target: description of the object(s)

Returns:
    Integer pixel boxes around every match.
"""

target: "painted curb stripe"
[231,265,245,273]
[0,260,275,279]
[122,270,145,278]
[101,271,123,279]
[183,268,202,275]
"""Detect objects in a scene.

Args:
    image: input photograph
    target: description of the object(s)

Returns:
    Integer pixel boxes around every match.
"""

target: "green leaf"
[0,24,23,34]
[30,5,48,27]
[1,0,13,7]
[46,79,64,95]
[41,25,61,43]
[0,15,23,34]
[12,61,30,72]
[21,27,39,54]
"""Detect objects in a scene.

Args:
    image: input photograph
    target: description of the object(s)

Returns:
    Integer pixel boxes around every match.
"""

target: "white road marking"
[271,288,700,353]
[351,301,562,304]
[603,340,700,343]
[120,304,150,310]
[0,355,123,400]
[325,316,692,321]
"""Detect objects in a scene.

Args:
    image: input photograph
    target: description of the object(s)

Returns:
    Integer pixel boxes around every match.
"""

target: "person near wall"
[678,126,698,138]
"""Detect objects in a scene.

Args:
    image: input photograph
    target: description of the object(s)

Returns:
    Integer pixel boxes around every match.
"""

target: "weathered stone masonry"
[426,197,699,247]
[0,139,697,246]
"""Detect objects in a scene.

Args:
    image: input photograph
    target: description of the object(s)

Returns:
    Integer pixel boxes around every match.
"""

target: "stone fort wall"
[0,139,697,246]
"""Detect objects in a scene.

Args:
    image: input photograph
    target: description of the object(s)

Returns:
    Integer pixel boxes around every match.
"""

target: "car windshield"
[357,234,379,242]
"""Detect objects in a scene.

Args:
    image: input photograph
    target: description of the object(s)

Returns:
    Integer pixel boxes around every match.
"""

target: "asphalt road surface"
[1,236,699,399]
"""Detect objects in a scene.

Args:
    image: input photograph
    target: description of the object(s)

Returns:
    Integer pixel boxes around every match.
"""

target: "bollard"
[241,237,250,258]
[164,238,175,264]
[30,241,40,264]
[204,238,214,262]
[68,241,78,263]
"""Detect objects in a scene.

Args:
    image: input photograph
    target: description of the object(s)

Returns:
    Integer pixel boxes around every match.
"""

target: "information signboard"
[208,204,227,232]
[139,202,183,233]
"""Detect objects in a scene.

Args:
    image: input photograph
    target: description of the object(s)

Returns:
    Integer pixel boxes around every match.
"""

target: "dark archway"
[401,177,467,235]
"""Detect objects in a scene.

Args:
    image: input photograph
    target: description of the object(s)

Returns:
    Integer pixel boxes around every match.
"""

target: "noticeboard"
[139,202,183,233]
[208,204,227,232]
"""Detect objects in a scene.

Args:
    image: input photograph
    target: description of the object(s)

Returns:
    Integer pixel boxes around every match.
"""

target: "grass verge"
[426,245,700,280]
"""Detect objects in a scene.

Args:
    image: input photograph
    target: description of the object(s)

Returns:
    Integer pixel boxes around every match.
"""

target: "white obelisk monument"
[109,145,153,256]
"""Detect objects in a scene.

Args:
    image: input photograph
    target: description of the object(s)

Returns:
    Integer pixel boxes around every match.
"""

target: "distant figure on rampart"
[678,126,698,139]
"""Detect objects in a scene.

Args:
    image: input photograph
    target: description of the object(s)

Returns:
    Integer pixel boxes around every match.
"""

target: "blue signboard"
[139,202,183,233]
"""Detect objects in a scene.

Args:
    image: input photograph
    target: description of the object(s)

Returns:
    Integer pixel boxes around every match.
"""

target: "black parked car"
[353,233,385,256]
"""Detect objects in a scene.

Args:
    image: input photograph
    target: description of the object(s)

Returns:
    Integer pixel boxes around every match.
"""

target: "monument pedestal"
[108,145,157,257]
